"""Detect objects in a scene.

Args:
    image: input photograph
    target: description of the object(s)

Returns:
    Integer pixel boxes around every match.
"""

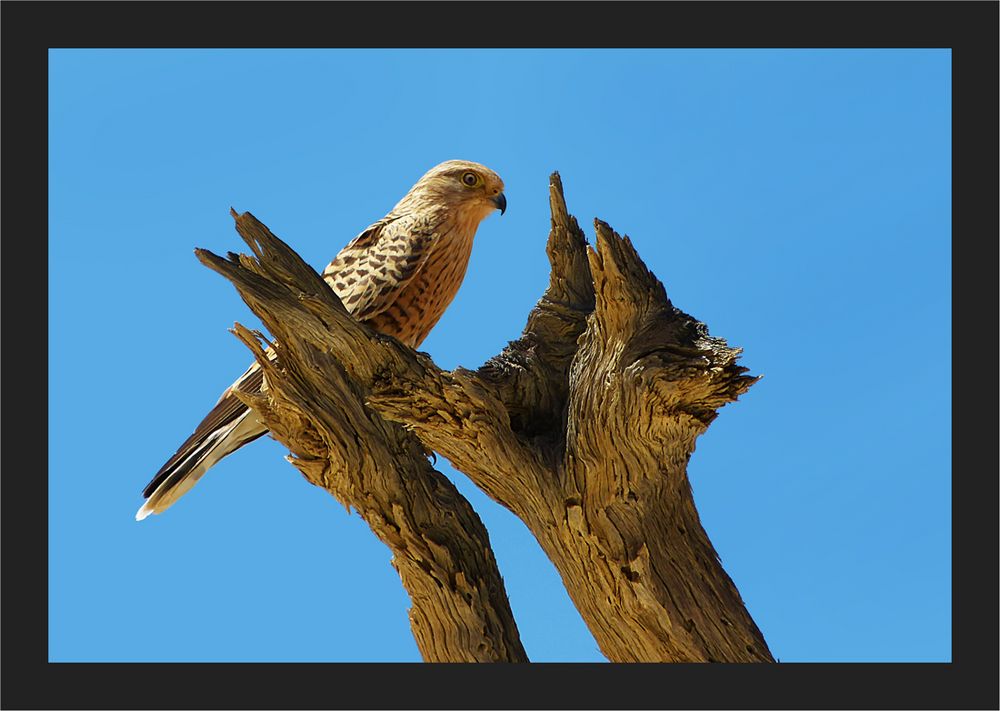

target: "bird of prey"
[137,159,506,520]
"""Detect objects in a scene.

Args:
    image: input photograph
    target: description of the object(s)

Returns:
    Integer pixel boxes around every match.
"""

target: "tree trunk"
[197,173,773,663]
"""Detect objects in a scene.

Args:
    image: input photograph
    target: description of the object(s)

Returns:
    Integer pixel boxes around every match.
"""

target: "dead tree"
[196,173,773,663]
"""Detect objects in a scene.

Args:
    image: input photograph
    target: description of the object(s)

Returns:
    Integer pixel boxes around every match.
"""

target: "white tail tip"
[135,501,155,521]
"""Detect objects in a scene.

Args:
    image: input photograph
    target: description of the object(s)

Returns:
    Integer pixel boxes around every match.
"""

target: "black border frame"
[3,2,996,709]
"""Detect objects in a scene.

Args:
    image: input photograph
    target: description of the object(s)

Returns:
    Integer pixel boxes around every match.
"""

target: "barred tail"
[137,364,267,520]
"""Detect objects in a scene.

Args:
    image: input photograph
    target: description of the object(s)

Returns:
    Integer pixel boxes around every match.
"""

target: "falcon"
[137,160,506,520]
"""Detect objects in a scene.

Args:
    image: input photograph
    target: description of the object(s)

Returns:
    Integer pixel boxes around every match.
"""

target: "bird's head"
[403,159,506,223]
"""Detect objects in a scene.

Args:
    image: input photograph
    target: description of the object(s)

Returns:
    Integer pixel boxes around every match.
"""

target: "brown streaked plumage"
[137,160,505,520]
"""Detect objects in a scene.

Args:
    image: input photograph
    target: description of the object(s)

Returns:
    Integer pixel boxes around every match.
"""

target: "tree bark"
[197,213,527,663]
[197,173,773,663]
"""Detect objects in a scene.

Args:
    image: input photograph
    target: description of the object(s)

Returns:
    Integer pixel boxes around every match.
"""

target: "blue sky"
[49,49,950,663]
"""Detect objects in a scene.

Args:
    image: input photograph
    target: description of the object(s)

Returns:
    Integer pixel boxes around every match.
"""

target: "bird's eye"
[461,172,480,187]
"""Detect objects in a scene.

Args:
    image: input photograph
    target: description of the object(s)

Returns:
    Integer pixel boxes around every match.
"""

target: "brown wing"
[321,212,437,320]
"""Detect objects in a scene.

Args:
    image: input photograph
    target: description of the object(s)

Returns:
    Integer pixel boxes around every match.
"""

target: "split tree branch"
[197,173,772,663]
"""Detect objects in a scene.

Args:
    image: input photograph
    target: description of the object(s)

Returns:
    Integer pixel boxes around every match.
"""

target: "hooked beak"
[492,192,507,215]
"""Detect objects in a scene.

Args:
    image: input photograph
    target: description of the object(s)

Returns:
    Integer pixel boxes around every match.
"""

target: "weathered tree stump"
[197,173,772,663]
